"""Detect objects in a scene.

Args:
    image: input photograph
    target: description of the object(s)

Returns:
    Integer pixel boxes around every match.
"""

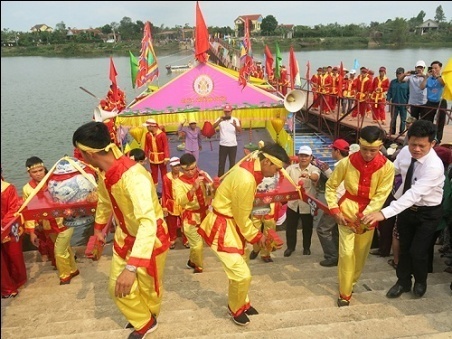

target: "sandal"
[387,259,397,269]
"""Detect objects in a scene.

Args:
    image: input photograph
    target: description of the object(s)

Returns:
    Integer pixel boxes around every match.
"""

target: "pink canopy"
[125,62,283,115]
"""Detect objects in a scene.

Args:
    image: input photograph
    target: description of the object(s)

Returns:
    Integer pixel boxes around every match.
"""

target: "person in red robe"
[143,118,170,190]
[310,67,323,110]
[1,166,27,298]
[279,65,289,96]
[350,67,371,120]
[369,67,390,124]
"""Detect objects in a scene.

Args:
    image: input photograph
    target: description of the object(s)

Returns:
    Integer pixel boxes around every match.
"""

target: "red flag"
[338,61,344,98]
[264,45,274,80]
[109,57,117,86]
[195,1,209,63]
[109,57,118,102]
[289,46,299,90]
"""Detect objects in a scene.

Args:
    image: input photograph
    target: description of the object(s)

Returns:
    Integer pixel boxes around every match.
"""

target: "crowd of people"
[2,86,451,337]
[308,60,448,144]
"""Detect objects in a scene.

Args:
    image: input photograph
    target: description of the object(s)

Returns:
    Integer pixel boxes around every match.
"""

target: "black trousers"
[396,204,443,288]
[377,194,397,256]
[217,145,237,177]
[421,99,447,142]
[285,207,314,251]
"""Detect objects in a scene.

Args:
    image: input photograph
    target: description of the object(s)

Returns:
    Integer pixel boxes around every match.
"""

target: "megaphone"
[93,105,118,122]
[284,90,307,113]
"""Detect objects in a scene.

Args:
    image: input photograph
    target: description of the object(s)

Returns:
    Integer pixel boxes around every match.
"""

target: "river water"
[2,48,451,191]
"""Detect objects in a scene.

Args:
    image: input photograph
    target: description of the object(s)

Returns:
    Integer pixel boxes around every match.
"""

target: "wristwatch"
[125,264,137,273]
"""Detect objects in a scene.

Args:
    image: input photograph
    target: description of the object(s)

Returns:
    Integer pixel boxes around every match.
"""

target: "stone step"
[3,230,451,338]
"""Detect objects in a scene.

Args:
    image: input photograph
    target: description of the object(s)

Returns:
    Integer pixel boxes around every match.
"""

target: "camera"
[428,66,433,73]
[221,116,231,120]
[409,71,416,75]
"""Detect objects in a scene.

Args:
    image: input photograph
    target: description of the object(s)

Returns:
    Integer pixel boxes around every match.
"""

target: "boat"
[165,63,193,73]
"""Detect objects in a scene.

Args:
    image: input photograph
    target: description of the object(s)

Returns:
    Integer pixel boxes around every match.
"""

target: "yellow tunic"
[94,156,170,330]
[325,152,395,224]
[325,151,394,300]
[198,158,263,317]
[199,159,262,253]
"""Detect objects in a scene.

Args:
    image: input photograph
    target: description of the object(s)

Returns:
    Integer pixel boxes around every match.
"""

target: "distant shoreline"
[1,38,449,58]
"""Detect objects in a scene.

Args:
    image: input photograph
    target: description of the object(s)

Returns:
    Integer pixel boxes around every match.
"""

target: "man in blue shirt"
[419,60,446,143]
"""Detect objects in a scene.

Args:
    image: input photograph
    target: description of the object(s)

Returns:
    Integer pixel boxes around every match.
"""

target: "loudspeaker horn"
[93,105,118,122]
[284,90,307,113]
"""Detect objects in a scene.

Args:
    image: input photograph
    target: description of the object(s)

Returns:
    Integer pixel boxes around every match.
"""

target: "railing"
[293,84,452,144]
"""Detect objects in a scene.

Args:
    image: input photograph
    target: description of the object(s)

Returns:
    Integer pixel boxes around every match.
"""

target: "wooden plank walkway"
[300,95,452,145]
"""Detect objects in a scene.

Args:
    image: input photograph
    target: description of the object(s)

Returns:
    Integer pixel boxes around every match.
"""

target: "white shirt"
[405,74,427,105]
[286,163,321,214]
[216,116,240,147]
[382,146,444,219]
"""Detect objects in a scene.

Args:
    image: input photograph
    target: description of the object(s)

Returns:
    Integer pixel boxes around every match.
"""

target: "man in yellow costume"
[23,157,80,285]
[325,125,394,307]
[72,121,170,339]
[174,153,213,273]
[199,143,290,326]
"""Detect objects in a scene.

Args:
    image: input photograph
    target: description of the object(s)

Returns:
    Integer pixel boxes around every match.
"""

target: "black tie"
[403,158,416,193]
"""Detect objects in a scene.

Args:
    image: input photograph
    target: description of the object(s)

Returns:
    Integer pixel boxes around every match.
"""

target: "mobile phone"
[428,66,433,72]
[410,71,416,75]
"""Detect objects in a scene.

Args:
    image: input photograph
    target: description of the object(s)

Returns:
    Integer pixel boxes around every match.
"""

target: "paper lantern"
[129,126,145,144]
[271,115,285,134]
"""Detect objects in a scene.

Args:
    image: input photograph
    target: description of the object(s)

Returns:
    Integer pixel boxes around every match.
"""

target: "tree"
[101,24,112,35]
[260,15,278,36]
[434,5,446,23]
[389,17,409,45]
[55,22,66,31]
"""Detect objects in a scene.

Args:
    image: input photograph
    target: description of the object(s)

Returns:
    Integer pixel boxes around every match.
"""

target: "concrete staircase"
[2,227,451,339]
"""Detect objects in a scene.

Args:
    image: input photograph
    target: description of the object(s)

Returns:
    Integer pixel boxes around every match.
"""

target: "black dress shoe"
[413,282,426,298]
[386,283,411,298]
[249,250,259,260]
[284,248,294,257]
[320,259,338,267]
[303,249,311,255]
[369,249,382,256]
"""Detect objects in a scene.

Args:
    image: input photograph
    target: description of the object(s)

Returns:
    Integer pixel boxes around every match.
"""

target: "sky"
[1,1,451,32]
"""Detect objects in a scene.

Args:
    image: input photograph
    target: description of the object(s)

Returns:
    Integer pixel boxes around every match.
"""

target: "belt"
[408,204,441,212]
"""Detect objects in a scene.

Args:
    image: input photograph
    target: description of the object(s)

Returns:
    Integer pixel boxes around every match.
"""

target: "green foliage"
[435,5,446,23]
[2,12,452,55]
[261,15,278,36]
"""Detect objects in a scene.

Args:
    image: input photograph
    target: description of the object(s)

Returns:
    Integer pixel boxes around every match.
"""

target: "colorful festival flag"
[238,18,255,90]
[129,51,138,89]
[135,21,159,88]
[275,42,282,80]
[195,1,209,63]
